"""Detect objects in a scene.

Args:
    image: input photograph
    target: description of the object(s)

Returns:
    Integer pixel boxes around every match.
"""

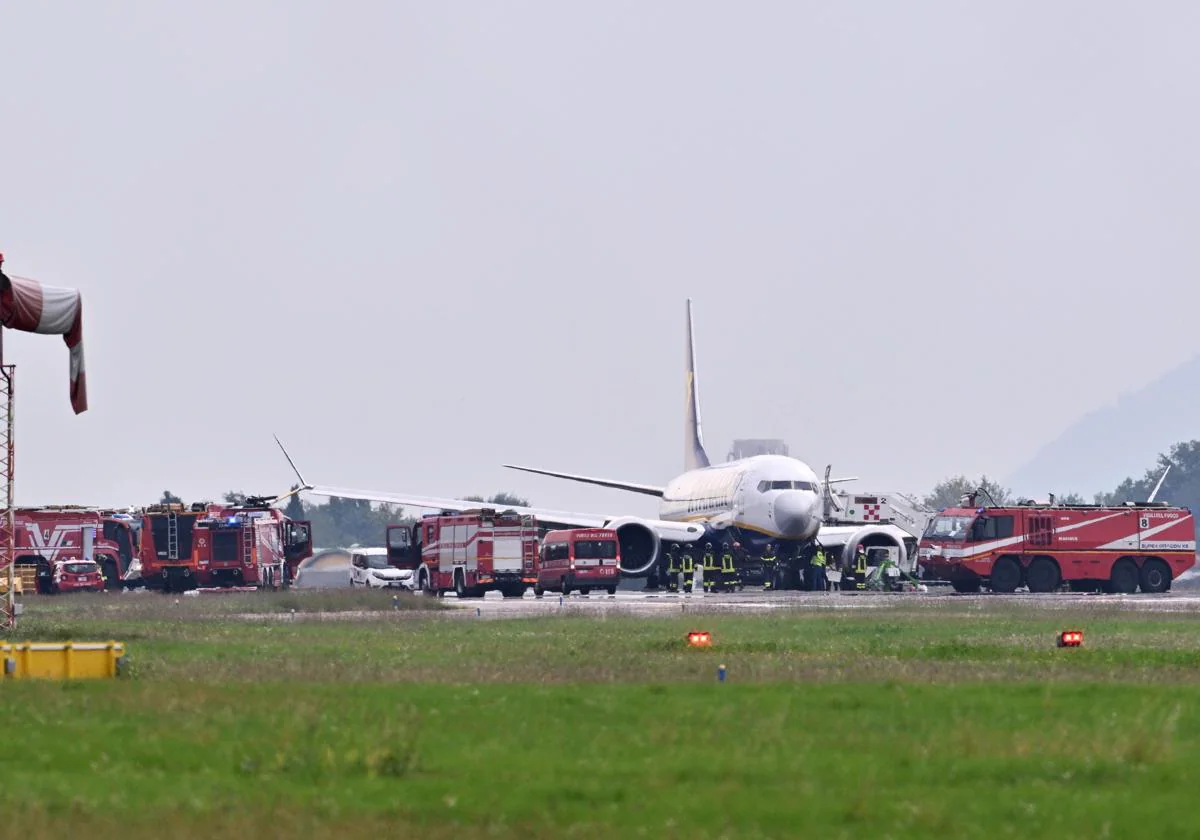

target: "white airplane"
[279,300,914,581]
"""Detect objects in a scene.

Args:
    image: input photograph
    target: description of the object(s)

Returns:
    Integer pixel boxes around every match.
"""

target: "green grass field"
[5,592,1200,838]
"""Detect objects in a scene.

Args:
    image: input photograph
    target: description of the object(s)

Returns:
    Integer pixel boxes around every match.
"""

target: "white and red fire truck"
[386,508,539,598]
[918,497,1196,594]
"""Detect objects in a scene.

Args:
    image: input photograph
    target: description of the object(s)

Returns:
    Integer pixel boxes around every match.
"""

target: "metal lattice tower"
[0,365,15,629]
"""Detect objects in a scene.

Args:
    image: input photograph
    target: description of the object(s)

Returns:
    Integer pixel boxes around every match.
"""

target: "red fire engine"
[138,499,312,592]
[201,500,313,588]
[11,507,139,594]
[386,508,539,598]
[535,528,621,596]
[918,498,1196,594]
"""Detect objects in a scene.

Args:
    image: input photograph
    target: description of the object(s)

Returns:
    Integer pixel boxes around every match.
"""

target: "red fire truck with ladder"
[918,494,1195,594]
[386,508,539,598]
[137,498,312,593]
[202,498,313,588]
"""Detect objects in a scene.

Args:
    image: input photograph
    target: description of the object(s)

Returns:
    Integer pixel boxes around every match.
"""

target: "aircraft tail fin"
[685,298,711,471]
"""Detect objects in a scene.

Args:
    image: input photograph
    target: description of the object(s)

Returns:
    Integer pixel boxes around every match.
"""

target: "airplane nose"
[773,491,819,539]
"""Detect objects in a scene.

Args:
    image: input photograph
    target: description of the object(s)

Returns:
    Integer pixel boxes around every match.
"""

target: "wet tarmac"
[436,586,1200,618]
[291,559,1200,620]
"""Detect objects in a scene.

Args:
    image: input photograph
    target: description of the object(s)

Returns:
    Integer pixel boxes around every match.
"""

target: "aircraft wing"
[304,484,707,544]
[502,464,665,497]
[305,485,610,529]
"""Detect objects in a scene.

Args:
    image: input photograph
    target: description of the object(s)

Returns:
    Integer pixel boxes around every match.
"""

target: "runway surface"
[284,577,1200,624]
[291,558,1200,620]
[435,587,1200,617]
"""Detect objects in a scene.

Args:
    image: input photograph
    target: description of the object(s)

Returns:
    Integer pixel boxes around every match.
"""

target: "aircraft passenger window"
[758,481,769,493]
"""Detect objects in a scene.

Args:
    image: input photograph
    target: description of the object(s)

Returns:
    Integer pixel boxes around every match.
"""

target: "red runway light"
[687,631,712,647]
[1057,630,1083,647]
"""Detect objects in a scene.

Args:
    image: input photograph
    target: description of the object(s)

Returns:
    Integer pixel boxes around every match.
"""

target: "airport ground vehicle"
[47,559,106,593]
[535,528,620,596]
[9,508,137,594]
[386,508,539,598]
[138,500,313,592]
[918,498,1196,593]
[349,546,415,589]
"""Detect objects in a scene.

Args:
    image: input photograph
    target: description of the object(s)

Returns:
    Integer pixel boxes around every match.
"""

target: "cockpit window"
[757,480,817,493]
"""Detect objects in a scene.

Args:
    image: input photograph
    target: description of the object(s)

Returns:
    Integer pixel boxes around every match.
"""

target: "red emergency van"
[535,529,620,596]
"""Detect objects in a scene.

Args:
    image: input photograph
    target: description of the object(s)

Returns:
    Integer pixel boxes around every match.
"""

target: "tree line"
[156,489,532,549]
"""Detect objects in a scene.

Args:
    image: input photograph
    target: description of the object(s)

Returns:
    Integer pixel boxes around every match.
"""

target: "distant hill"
[1005,353,1200,498]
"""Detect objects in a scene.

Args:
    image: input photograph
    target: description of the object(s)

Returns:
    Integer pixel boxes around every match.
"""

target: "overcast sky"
[3,2,1200,518]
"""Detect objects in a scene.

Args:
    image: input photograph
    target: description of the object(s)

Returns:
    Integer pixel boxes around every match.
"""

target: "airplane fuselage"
[658,455,823,544]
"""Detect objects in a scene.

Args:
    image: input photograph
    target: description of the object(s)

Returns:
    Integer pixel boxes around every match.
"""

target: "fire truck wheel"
[1139,558,1171,594]
[1106,558,1139,594]
[989,556,1021,594]
[501,586,524,598]
[1026,557,1061,593]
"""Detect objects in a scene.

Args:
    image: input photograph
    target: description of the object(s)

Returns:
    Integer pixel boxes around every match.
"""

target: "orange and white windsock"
[0,257,87,414]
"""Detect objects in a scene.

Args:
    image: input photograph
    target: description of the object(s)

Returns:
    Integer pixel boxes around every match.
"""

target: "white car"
[349,547,415,590]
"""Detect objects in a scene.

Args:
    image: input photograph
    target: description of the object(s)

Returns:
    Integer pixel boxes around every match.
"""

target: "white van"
[349,547,415,590]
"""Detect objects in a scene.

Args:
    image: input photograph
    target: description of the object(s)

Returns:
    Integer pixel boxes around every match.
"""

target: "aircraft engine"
[837,526,913,570]
[604,517,661,576]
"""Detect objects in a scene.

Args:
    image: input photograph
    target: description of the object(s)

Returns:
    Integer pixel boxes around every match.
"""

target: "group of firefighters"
[658,540,871,593]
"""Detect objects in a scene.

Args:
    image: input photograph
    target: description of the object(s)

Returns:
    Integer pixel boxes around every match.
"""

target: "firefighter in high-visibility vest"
[722,542,740,591]
[683,545,699,593]
[665,543,680,592]
[761,543,777,591]
[703,543,721,593]
[696,542,710,592]
[854,545,868,591]
[810,546,828,592]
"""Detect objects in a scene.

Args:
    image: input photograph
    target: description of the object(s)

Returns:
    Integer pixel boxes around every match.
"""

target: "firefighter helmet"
[705,542,712,549]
